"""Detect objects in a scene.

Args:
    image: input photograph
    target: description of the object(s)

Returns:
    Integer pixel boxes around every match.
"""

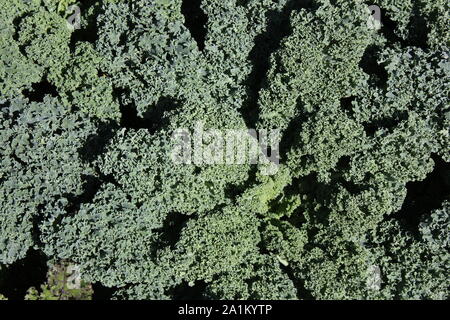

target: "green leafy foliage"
[0,0,448,300]
[365,202,450,299]
[0,97,95,264]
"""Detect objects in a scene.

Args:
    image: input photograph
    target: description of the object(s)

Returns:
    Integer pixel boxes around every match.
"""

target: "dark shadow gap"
[363,111,409,136]
[158,212,190,250]
[11,153,27,166]
[340,96,357,117]
[406,2,429,50]
[168,280,207,300]
[64,175,103,215]
[359,45,388,89]
[395,154,450,238]
[181,0,208,51]
[380,9,408,47]
[0,250,48,300]
[22,78,58,103]
[119,94,180,134]
[12,13,32,57]
[92,283,116,300]
[336,155,351,171]
[236,0,249,6]
[379,5,429,50]
[58,174,119,231]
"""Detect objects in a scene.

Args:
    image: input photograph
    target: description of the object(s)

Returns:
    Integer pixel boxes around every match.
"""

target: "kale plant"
[0,0,448,300]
